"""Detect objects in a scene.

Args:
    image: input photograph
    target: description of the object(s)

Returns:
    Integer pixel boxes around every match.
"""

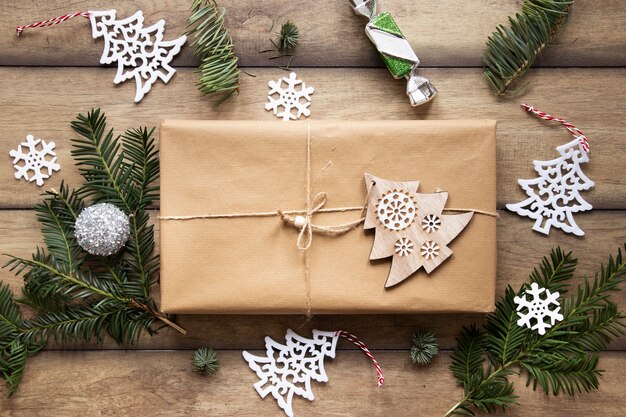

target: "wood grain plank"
[1,350,624,416]
[1,210,624,350]
[1,67,625,209]
[1,1,625,67]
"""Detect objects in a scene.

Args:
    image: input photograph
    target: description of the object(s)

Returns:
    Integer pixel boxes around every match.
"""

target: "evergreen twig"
[192,348,220,376]
[445,246,626,416]
[276,21,299,50]
[410,332,439,365]
[483,0,574,95]
[0,109,185,396]
[185,0,240,104]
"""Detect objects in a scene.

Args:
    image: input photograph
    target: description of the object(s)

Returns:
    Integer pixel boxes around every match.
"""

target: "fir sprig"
[483,0,573,95]
[445,246,626,416]
[185,0,240,104]
[192,348,219,376]
[410,332,439,365]
[1,109,185,396]
[276,21,299,50]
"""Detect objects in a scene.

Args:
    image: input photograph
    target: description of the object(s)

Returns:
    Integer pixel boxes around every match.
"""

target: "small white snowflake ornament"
[9,135,60,186]
[15,10,187,103]
[243,329,383,417]
[514,282,563,335]
[265,72,314,121]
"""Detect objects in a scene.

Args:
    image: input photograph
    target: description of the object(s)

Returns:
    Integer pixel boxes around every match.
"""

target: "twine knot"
[279,192,363,251]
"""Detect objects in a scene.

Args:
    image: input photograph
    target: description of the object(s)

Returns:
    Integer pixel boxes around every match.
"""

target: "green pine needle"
[410,332,439,365]
[0,109,184,396]
[445,246,626,417]
[276,21,299,50]
[185,0,240,104]
[483,0,573,95]
[192,348,219,376]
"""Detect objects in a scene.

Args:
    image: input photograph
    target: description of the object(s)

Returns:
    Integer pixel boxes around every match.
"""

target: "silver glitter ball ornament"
[74,203,131,256]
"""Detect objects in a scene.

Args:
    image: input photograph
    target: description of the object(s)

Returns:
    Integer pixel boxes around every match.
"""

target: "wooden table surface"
[1,1,625,416]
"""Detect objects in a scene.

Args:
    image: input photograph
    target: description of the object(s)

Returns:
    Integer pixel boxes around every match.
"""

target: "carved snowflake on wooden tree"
[364,174,473,287]
[89,10,187,102]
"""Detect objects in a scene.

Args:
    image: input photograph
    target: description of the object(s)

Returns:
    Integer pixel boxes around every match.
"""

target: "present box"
[159,120,496,314]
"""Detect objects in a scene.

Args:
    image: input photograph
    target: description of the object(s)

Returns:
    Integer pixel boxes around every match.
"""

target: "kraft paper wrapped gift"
[159,120,497,314]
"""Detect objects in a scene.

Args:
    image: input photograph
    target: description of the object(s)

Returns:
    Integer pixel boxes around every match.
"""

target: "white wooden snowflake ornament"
[507,137,594,236]
[89,10,187,102]
[243,329,339,417]
[265,72,314,121]
[9,135,60,186]
[514,282,563,335]
[364,174,474,288]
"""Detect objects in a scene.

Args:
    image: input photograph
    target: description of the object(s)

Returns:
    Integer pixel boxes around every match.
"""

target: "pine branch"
[185,0,240,104]
[483,0,573,95]
[445,245,626,416]
[0,109,185,396]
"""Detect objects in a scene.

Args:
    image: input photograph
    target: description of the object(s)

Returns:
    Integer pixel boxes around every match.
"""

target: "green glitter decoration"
[370,12,412,79]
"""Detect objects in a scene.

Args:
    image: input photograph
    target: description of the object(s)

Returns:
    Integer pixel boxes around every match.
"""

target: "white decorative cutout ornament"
[507,137,594,237]
[9,134,60,186]
[15,10,186,103]
[243,329,382,417]
[265,72,314,121]
[89,10,187,103]
[514,282,563,335]
[364,174,474,287]
[243,330,338,417]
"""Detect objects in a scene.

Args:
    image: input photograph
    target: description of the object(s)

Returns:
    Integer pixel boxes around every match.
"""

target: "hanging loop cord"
[16,11,91,36]
[335,330,384,387]
[521,103,590,152]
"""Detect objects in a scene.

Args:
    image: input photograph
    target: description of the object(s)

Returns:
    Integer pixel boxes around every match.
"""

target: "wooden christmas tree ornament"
[364,174,473,287]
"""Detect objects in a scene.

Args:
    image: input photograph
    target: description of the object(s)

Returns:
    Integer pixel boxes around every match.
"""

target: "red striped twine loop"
[16,11,91,36]
[521,103,590,152]
[335,330,384,387]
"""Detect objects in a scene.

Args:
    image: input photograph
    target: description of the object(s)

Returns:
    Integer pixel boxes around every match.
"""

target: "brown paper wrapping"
[159,120,497,314]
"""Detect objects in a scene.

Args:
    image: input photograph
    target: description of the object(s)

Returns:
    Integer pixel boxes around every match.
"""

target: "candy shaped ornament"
[349,0,437,106]
[16,10,187,103]
[364,174,473,288]
[507,105,594,236]
[243,329,383,417]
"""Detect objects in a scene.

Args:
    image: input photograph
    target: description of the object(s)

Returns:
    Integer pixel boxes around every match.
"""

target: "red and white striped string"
[521,103,590,152]
[335,330,384,387]
[15,11,91,36]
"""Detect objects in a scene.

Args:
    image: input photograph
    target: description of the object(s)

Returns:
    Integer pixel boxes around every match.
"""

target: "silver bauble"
[74,203,131,256]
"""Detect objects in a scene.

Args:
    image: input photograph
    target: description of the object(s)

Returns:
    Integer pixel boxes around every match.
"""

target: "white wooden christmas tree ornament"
[265,72,314,121]
[364,174,473,288]
[15,10,187,103]
[9,134,60,186]
[507,105,594,236]
[243,329,383,417]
